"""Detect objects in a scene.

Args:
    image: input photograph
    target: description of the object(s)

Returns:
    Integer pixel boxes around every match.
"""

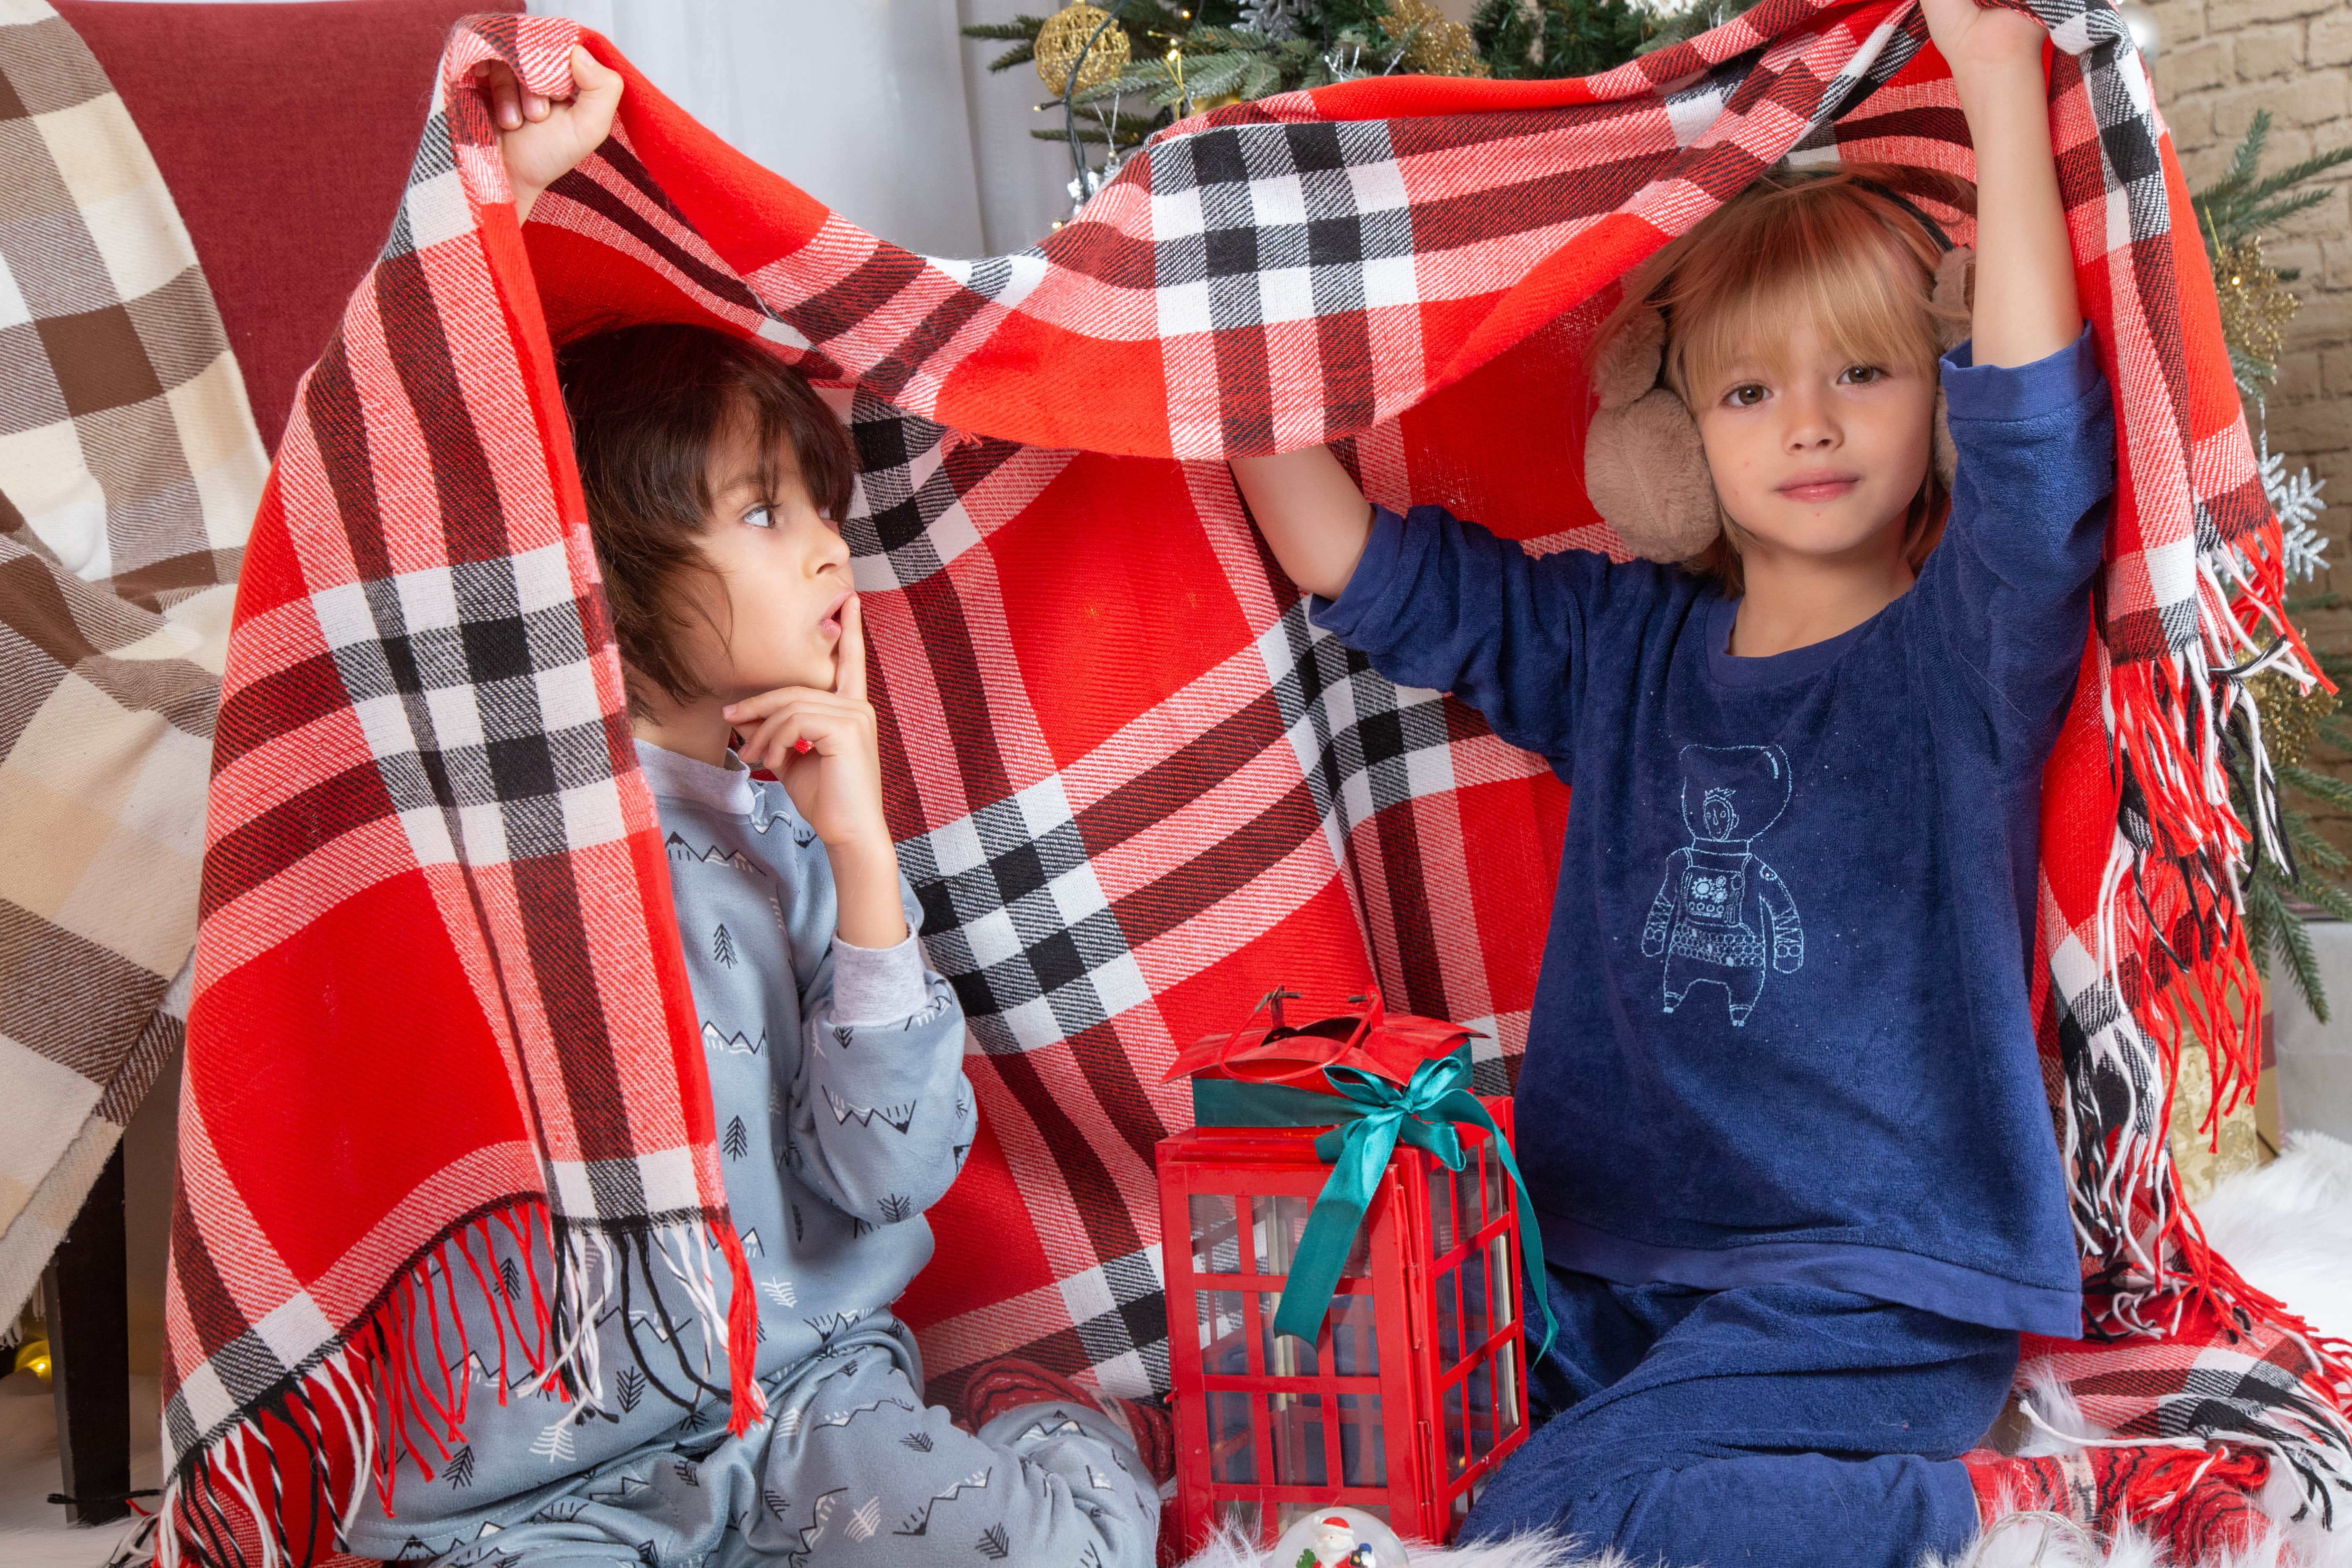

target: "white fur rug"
[1180,1132,2352,1568]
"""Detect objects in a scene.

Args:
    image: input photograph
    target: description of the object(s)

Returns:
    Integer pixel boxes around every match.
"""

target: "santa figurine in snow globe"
[1275,1506,1410,1568]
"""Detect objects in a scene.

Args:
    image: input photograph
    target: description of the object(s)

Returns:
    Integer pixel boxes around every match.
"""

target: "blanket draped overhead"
[163,5,2352,1561]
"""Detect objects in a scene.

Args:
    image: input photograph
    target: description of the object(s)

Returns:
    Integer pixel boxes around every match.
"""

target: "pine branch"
[2247,870,2329,1021]
[963,16,1048,42]
[2194,123,2352,250]
[2229,188,2340,240]
[2232,351,2278,398]
[2278,798,2352,876]
[1176,48,1257,102]
[963,13,1053,76]
[2234,143,2352,210]
[1029,123,1158,148]
[2220,109,2271,196]
[1187,25,1267,50]
[2283,591,2344,614]
[2299,869,2352,925]
[2279,763,2352,820]
[1070,60,1177,105]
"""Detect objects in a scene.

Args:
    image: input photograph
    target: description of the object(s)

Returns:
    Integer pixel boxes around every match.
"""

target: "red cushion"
[59,0,521,454]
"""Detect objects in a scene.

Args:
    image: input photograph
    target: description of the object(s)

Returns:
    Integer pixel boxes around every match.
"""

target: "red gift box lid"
[1162,985,1474,1091]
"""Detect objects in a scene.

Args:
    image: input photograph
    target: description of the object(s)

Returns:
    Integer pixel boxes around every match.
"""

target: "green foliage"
[1470,0,1653,79]
[1630,0,1762,54]
[2245,867,2327,1022]
[2192,110,2352,262]
[963,13,1053,72]
[2192,112,2352,1017]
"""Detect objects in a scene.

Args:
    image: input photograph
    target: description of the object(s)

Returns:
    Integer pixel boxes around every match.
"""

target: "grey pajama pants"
[426,1345,1158,1568]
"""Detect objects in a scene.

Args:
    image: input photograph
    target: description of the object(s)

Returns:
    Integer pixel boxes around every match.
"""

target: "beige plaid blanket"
[0,0,261,1326]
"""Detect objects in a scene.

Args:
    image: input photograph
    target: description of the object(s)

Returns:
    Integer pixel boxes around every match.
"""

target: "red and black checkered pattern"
[160,4,2351,1561]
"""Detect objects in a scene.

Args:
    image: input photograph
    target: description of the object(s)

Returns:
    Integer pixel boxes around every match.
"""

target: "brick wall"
[2147,0,2352,834]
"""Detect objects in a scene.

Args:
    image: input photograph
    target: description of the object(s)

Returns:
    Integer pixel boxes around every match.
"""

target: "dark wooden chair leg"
[43,1143,131,1526]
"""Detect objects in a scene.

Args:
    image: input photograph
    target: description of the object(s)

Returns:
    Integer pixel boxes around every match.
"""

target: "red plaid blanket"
[160,5,2352,1561]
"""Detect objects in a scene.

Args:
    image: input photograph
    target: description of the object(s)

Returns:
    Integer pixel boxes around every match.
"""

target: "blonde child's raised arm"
[1229,446,1377,601]
[1920,0,2082,368]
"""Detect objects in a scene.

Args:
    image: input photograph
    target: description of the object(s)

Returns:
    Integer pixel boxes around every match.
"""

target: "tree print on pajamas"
[343,745,1150,1566]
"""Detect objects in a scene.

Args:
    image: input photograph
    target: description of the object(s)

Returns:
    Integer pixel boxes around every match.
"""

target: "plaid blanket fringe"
[158,3,2352,1561]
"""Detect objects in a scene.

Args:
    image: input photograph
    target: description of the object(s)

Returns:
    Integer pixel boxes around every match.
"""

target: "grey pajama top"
[350,739,976,1557]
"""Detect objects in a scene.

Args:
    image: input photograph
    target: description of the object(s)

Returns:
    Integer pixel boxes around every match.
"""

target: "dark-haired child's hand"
[724,597,910,950]
[471,43,622,223]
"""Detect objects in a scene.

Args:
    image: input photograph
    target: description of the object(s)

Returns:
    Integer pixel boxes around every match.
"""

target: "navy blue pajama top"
[1311,329,2113,1337]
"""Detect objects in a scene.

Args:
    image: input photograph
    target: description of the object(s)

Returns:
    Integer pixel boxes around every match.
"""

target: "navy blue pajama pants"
[1462,1270,2017,1567]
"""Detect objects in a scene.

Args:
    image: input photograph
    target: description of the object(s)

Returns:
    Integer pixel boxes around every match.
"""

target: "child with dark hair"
[349,56,1161,1568]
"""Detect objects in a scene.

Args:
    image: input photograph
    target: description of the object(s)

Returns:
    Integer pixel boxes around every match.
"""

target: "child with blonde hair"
[1231,1,2271,1562]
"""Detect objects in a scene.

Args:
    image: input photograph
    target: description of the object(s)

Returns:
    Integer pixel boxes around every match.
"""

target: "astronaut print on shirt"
[1641,743,1804,1026]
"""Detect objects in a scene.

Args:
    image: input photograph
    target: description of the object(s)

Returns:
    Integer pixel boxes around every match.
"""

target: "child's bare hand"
[1919,0,2049,86]
[724,596,892,857]
[472,43,622,222]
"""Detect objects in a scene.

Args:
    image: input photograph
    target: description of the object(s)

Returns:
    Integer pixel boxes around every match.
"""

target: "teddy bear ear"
[1932,246,1973,353]
[1588,304,1666,412]
[1584,387,1721,562]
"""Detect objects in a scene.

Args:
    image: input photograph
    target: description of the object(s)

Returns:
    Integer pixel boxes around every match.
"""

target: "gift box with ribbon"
[1156,988,1549,1553]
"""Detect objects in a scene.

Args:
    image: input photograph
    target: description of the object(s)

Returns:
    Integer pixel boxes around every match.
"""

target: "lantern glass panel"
[1208,1390,1257,1483]
[1455,1150,1483,1242]
[1260,1294,1318,1377]
[1251,1193,1315,1277]
[1465,1355,1498,1463]
[1336,1392,1386,1486]
[1428,1164,1457,1256]
[1265,1392,1328,1485]
[1496,1338,1522,1435]
[1484,1135,1509,1220]
[1190,1192,1240,1275]
[1434,1265,1461,1365]
[1487,1230,1515,1332]
[1199,1290,1247,1376]
[1462,1244,1490,1347]
[1327,1290,1379,1375]
[1443,1381,1467,1478]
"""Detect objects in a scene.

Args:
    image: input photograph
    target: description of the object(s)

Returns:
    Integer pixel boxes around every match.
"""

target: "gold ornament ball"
[2214,236,2300,377]
[2249,668,2339,774]
[1382,0,1493,79]
[1036,4,1132,97]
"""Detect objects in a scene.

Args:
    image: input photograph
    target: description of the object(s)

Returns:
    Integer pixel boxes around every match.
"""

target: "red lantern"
[1156,989,1538,1552]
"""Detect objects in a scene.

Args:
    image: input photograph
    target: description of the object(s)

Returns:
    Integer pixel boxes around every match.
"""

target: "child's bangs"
[1660,181,1947,405]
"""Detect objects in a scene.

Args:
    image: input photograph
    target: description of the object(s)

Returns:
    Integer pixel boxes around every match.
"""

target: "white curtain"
[956,0,1093,253]
[534,0,1080,257]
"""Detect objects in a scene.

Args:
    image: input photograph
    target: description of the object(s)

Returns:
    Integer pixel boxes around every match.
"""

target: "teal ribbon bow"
[1193,1053,1557,1361]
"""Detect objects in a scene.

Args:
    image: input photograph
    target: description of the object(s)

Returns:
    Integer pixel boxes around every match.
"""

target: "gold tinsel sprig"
[2249,667,2340,772]
[1035,3,1132,97]
[1381,0,1493,78]
[2214,236,2301,376]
